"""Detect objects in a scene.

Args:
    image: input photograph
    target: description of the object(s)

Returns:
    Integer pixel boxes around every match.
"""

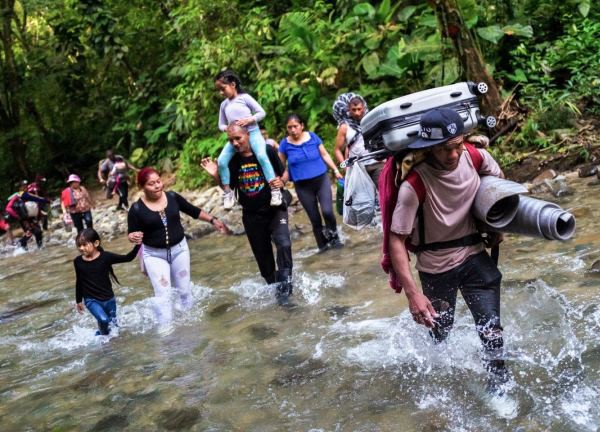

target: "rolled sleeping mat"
[500,196,576,241]
[473,176,528,228]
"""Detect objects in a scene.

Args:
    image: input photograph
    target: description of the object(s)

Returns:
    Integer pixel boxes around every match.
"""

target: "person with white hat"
[61,174,95,235]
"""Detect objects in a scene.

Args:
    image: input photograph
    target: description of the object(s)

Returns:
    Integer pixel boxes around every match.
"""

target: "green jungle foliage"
[0,0,597,198]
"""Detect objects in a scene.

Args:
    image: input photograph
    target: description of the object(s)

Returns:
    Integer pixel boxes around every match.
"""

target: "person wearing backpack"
[333,93,384,187]
[381,108,509,394]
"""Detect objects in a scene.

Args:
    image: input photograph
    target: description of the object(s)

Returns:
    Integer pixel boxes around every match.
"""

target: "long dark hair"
[76,228,121,285]
[214,69,245,94]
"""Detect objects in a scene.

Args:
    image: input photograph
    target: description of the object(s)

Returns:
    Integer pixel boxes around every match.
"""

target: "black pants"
[71,211,93,234]
[242,207,293,284]
[294,173,337,249]
[419,252,504,358]
[116,182,129,209]
[18,219,43,249]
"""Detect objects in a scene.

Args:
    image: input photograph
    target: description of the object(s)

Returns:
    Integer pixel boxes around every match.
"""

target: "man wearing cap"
[384,108,508,390]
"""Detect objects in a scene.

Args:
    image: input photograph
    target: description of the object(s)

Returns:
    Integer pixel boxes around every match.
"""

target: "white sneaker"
[223,191,235,210]
[270,188,282,206]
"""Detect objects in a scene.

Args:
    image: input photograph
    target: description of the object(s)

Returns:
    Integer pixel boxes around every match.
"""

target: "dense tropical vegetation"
[0,0,598,197]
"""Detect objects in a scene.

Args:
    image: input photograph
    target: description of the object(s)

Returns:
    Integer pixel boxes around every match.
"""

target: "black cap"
[408,108,465,149]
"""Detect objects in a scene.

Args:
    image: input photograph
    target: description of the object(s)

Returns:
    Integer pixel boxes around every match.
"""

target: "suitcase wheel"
[476,82,488,95]
[486,116,497,128]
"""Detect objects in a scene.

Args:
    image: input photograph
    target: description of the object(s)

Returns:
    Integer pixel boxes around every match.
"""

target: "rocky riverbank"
[2,156,599,257]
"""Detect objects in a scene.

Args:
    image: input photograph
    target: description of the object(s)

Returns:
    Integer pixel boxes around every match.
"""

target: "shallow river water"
[1,177,599,431]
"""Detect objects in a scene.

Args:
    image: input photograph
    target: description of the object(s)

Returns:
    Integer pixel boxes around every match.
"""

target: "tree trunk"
[428,0,503,116]
[0,0,28,177]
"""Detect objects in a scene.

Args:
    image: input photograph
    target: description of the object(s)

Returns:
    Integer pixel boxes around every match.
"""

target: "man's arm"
[389,232,438,328]
[334,123,348,165]
[200,158,221,184]
[97,159,106,183]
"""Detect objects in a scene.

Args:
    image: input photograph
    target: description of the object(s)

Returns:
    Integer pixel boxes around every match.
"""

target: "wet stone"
[532,169,557,185]
[578,163,598,178]
[273,351,307,367]
[271,359,328,387]
[208,302,235,318]
[91,414,129,432]
[326,305,351,319]
[156,407,201,431]
[544,175,573,197]
[0,298,60,323]
[589,179,600,186]
[247,324,278,340]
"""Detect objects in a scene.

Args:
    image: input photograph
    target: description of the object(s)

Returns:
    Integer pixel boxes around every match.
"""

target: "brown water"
[1,178,599,431]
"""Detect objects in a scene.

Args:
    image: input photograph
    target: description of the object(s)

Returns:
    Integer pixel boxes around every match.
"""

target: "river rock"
[578,163,598,178]
[91,414,129,432]
[543,175,573,197]
[156,407,201,430]
[532,169,557,185]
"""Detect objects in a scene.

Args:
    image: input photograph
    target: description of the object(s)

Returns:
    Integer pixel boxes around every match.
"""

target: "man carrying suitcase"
[333,94,385,187]
[382,108,510,395]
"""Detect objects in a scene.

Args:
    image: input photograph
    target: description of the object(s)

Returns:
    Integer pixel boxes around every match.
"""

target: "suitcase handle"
[407,131,419,137]
[450,91,463,98]
[400,102,412,109]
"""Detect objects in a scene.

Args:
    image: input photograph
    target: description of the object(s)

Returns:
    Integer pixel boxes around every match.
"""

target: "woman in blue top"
[279,114,344,251]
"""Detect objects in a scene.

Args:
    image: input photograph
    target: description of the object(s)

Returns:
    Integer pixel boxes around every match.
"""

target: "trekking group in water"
[1,69,511,399]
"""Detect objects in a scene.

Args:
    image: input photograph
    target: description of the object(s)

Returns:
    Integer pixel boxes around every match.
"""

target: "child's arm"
[74,261,84,312]
[218,101,228,132]
[235,94,265,127]
[104,244,141,265]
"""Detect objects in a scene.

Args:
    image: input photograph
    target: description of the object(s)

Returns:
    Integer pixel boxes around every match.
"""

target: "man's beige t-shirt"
[390,147,502,274]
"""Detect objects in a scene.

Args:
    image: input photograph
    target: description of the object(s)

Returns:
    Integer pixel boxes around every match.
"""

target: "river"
[0,177,599,431]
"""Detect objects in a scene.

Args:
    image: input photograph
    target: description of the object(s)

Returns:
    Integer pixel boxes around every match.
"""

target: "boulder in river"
[578,163,598,178]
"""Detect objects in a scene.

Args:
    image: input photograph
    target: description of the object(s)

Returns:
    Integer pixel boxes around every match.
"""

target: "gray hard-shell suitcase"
[361,82,495,154]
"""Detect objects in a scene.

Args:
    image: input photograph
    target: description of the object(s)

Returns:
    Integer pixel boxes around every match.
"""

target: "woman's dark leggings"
[71,211,93,234]
[294,173,337,249]
[419,252,505,367]
[116,182,129,209]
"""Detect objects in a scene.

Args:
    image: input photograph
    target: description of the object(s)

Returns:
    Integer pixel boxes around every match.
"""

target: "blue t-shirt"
[278,131,327,182]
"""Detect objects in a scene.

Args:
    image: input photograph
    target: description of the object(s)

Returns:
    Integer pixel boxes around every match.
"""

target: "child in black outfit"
[73,228,139,335]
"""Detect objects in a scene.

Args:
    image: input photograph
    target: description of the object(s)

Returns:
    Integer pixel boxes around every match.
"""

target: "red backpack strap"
[464,142,483,172]
[405,171,426,204]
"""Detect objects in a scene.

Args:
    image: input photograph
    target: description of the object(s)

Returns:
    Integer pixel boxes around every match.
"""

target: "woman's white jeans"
[142,238,192,324]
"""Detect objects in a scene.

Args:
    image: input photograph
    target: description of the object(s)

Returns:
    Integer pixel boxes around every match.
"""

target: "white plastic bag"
[343,163,376,230]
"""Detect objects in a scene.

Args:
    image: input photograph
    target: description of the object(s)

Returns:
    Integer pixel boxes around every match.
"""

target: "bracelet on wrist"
[209,216,217,225]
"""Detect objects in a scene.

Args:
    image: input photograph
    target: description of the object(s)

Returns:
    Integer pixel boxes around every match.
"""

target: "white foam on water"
[229,278,276,307]
[294,271,344,305]
[230,271,345,307]
[16,282,213,353]
[560,384,599,430]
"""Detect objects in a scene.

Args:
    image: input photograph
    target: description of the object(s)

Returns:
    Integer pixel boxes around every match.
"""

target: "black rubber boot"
[485,358,510,395]
[276,268,293,306]
[324,228,343,249]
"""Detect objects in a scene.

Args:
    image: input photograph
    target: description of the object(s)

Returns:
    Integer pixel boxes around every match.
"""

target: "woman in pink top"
[61,174,95,234]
